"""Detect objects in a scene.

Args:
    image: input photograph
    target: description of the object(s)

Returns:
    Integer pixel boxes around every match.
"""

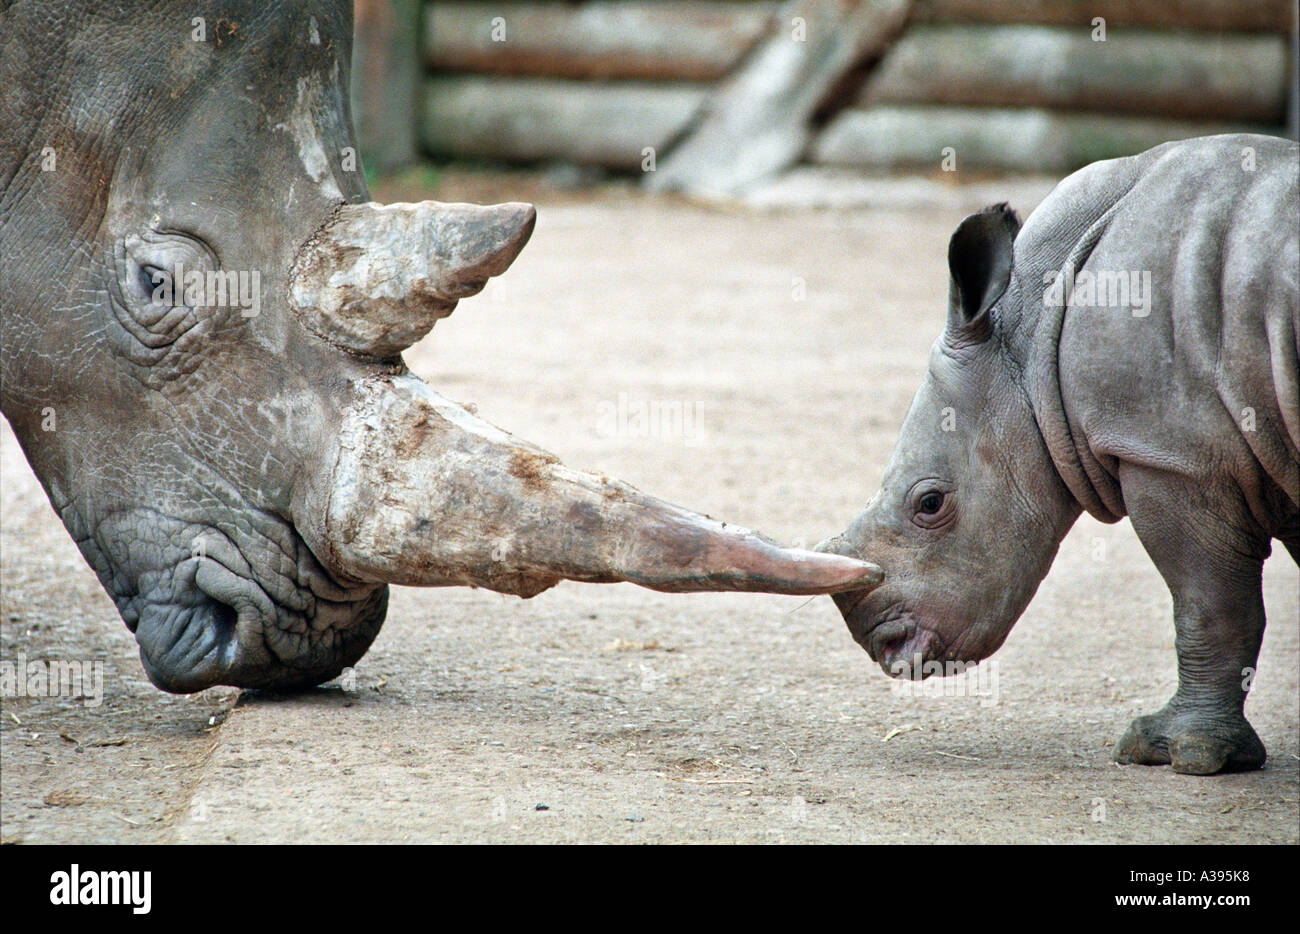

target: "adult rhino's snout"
[288,199,536,358]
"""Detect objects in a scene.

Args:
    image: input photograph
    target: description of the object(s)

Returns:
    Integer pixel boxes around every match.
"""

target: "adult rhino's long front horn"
[294,374,883,597]
[289,199,536,357]
[288,198,881,597]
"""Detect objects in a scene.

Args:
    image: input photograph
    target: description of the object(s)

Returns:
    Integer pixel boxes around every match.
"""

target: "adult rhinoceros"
[0,1,881,692]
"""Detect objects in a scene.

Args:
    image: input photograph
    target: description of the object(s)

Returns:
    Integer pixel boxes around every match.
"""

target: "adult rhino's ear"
[945,203,1020,343]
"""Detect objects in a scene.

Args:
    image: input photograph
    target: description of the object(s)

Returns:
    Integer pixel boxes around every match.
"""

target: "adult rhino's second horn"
[293,374,885,598]
[289,200,536,357]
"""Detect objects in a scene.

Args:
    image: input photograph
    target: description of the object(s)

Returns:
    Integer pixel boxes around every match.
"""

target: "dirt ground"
[2,170,1297,844]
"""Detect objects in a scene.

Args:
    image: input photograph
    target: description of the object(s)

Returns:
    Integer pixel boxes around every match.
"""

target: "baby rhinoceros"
[818,134,1298,775]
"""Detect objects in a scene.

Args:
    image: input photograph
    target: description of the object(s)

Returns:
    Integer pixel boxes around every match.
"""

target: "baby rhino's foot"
[1115,706,1265,775]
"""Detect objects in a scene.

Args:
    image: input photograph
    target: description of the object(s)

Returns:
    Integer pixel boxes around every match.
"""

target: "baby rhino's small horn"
[289,200,536,357]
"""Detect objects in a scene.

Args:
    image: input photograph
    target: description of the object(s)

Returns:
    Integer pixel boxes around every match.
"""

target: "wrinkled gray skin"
[1,1,882,694]
[820,134,1299,775]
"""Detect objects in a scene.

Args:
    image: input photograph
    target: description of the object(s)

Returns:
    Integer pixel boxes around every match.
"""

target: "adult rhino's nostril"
[207,600,238,649]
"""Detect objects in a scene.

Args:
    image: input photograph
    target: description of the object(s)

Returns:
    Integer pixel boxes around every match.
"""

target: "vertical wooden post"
[352,0,421,174]
[1288,2,1299,140]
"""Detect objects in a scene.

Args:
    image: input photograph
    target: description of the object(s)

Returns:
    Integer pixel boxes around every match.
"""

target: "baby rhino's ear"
[945,203,1020,342]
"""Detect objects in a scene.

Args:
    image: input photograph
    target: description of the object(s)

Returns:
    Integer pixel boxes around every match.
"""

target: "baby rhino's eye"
[917,492,945,515]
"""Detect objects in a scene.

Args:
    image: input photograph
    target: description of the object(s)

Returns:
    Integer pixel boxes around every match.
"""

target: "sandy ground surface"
[2,171,1296,844]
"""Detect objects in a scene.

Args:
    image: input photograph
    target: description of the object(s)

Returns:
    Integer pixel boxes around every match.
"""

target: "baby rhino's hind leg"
[1112,466,1269,775]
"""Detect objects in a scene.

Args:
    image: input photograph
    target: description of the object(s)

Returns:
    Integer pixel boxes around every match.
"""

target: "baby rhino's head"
[818,206,1079,678]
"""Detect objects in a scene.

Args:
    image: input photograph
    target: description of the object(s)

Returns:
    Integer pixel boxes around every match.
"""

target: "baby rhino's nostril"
[868,618,910,665]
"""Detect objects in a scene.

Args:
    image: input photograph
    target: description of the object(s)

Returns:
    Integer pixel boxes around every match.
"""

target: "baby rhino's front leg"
[1114,467,1269,774]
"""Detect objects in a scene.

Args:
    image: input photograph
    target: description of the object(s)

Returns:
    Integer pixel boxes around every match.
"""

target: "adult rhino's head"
[817,205,1079,678]
[0,1,881,692]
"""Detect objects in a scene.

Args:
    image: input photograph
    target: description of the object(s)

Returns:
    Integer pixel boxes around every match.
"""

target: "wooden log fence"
[349,0,1297,181]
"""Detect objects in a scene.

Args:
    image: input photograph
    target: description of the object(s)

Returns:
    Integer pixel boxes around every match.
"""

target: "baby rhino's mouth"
[872,620,947,679]
[848,607,948,679]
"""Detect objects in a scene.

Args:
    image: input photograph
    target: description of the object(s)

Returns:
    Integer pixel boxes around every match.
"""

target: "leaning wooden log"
[865,25,1290,123]
[352,0,422,172]
[421,75,708,170]
[425,1,777,82]
[912,0,1293,33]
[812,104,1276,173]
[648,0,911,197]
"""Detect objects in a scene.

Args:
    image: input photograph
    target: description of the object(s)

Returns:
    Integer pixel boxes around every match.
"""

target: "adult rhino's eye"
[917,492,944,515]
[107,229,220,378]
[136,263,166,303]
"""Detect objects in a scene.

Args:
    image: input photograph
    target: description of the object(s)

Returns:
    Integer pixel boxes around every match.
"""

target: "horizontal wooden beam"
[812,104,1279,173]
[421,75,708,170]
[912,0,1294,33]
[864,25,1290,122]
[424,1,777,81]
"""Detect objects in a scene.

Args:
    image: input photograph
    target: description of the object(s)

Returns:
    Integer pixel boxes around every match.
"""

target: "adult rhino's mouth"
[132,552,387,693]
[133,592,240,693]
[89,508,386,692]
